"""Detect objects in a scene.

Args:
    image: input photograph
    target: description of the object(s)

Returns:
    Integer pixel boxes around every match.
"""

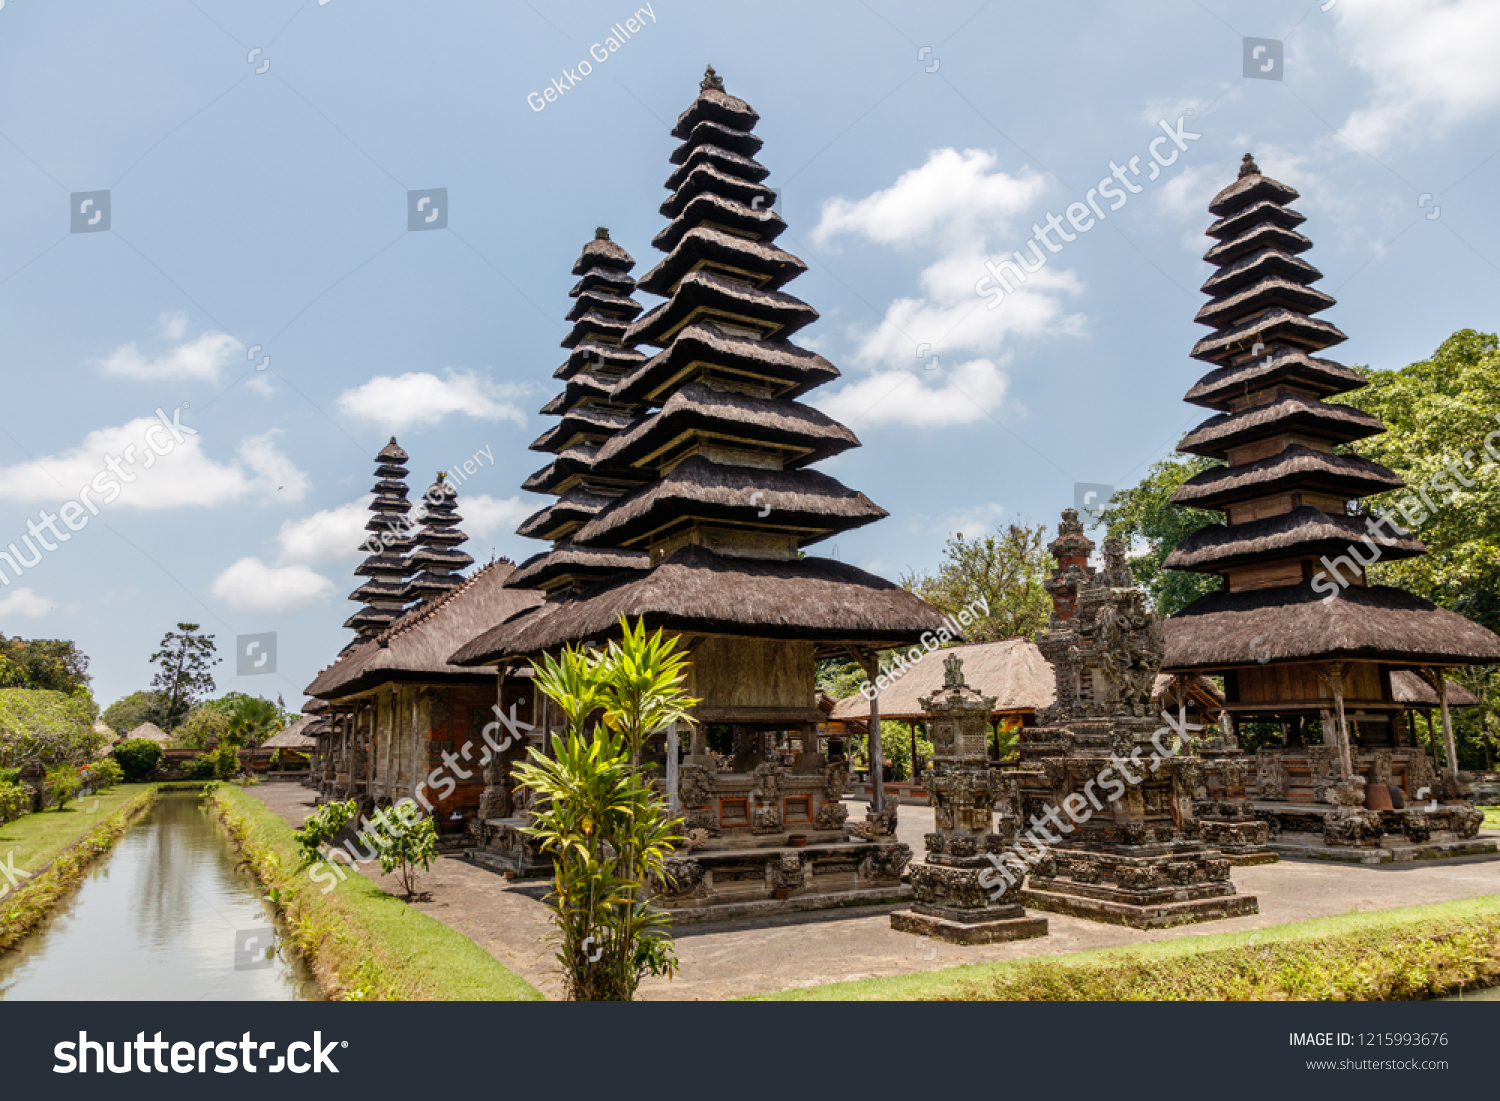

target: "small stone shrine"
[890,655,1048,944]
[1014,510,1259,928]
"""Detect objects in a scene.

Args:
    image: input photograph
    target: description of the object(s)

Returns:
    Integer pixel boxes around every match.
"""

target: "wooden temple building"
[449,67,952,919]
[1161,154,1500,861]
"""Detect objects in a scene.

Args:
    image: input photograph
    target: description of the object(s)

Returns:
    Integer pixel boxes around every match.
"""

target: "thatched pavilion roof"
[828,638,1054,723]
[306,558,540,699]
[124,722,170,744]
[262,718,318,749]
[1388,671,1481,708]
[451,544,952,665]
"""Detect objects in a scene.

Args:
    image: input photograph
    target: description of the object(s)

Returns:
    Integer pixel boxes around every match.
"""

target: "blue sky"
[1,0,1497,710]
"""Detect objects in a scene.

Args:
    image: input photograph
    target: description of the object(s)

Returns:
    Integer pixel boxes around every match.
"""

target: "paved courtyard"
[252,782,1500,1001]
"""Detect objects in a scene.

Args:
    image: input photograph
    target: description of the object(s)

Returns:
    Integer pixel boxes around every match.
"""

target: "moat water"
[0,790,319,1000]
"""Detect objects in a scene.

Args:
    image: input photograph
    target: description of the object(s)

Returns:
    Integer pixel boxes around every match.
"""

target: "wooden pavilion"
[1161,154,1500,860]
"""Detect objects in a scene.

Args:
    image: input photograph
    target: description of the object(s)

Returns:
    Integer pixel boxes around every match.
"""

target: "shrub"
[294,799,360,865]
[46,764,82,811]
[0,779,33,824]
[211,741,240,781]
[373,803,439,899]
[184,753,218,781]
[86,757,124,789]
[113,738,162,781]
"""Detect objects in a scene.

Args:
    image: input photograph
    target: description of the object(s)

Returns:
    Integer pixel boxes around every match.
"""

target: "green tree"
[101,690,168,735]
[0,636,91,693]
[150,624,220,733]
[0,689,107,770]
[1099,455,1223,616]
[900,522,1052,641]
[224,695,284,748]
[112,738,163,782]
[372,803,439,900]
[174,705,232,750]
[46,764,82,811]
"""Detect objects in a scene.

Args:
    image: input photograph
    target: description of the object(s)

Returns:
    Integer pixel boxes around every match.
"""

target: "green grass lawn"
[211,785,542,1002]
[0,783,157,874]
[1480,806,1500,831]
[756,894,1500,1001]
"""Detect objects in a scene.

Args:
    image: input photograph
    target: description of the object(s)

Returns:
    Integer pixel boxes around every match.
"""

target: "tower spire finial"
[1239,152,1260,178]
[595,226,610,240]
[701,64,724,92]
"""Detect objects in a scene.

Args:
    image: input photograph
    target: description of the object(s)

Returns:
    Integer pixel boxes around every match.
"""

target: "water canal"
[0,790,319,1000]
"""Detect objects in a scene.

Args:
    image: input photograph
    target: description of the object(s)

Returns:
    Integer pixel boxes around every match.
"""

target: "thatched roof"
[262,717,318,749]
[638,226,806,297]
[1171,446,1402,510]
[1151,673,1226,718]
[504,540,650,592]
[1389,670,1481,708]
[1207,197,1306,239]
[668,118,762,163]
[1179,393,1384,458]
[1190,306,1347,364]
[828,638,1055,722]
[650,192,786,254]
[570,455,887,550]
[1201,247,1321,300]
[571,233,633,273]
[1194,275,1334,329]
[553,339,644,381]
[301,697,329,715]
[306,559,541,699]
[1163,582,1500,670]
[672,79,760,137]
[450,544,953,665]
[627,270,812,346]
[611,321,839,408]
[125,722,170,744]
[1203,221,1312,267]
[1208,168,1299,216]
[661,161,776,220]
[1163,506,1424,572]
[664,142,769,190]
[1184,348,1366,409]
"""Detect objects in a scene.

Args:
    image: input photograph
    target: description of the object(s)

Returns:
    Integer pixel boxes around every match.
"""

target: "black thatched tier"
[669,118,762,162]
[627,271,816,347]
[1202,247,1323,299]
[402,573,466,603]
[565,287,643,323]
[1203,222,1313,267]
[651,191,787,251]
[540,374,623,415]
[612,321,838,407]
[1179,393,1384,458]
[570,265,636,296]
[529,406,634,453]
[504,541,651,593]
[571,455,886,550]
[355,552,412,577]
[553,340,647,381]
[592,382,858,476]
[1164,582,1500,670]
[1163,506,1424,573]
[571,235,633,274]
[1208,171,1299,218]
[672,84,759,138]
[516,487,616,541]
[524,444,649,496]
[561,310,630,349]
[1194,276,1335,329]
[372,479,410,496]
[407,546,475,572]
[374,463,409,480]
[453,544,955,665]
[665,142,770,189]
[1170,445,1404,509]
[662,161,776,218]
[639,227,806,297]
[376,438,409,463]
[348,580,406,602]
[344,606,401,631]
[1190,307,1348,364]
[1207,198,1306,240]
[1184,347,1366,409]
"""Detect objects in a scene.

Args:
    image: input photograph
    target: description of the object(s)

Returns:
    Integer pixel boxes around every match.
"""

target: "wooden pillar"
[909,720,918,785]
[857,653,884,813]
[666,720,680,815]
[1436,674,1458,781]
[1327,664,1353,781]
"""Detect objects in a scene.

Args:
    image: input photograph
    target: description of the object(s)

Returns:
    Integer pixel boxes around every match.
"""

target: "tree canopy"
[1098,455,1223,617]
[0,635,91,694]
[101,690,169,735]
[150,623,220,732]
[0,689,108,770]
[900,522,1052,642]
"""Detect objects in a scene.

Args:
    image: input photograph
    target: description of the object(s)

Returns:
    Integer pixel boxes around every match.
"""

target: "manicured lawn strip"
[754,894,1500,1001]
[210,785,542,1002]
[1480,806,1500,831]
[0,786,158,953]
[0,783,158,874]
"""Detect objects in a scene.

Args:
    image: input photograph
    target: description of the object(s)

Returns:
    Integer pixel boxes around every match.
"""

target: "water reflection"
[0,791,319,1000]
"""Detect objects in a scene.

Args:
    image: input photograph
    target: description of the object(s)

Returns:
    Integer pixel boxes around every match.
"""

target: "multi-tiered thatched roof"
[1162,155,1500,670]
[401,472,474,608]
[452,67,948,665]
[344,437,417,639]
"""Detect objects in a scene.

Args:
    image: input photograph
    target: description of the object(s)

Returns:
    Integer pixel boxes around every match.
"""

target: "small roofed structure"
[123,721,170,745]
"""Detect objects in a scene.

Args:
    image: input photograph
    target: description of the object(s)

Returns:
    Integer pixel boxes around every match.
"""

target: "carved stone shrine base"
[1019,842,1257,929]
[1253,801,1497,864]
[891,904,1048,945]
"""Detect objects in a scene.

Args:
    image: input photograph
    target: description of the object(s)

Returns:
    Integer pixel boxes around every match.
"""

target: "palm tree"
[225,695,283,748]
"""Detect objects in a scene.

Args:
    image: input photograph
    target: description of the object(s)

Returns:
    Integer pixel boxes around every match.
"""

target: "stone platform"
[1269,829,1498,865]
[891,902,1048,945]
[1253,800,1496,864]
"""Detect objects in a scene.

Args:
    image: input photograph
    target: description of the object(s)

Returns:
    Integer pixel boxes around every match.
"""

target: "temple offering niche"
[890,655,1047,944]
[1012,510,1259,929]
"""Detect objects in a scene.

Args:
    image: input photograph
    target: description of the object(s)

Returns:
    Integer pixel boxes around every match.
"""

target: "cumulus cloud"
[809,148,1085,427]
[1336,0,1500,153]
[0,587,53,617]
[98,312,243,382]
[211,557,336,615]
[0,417,309,509]
[460,494,532,539]
[276,497,372,565]
[336,369,533,432]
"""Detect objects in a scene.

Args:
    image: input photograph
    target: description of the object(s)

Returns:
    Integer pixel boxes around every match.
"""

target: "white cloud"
[1335,0,1500,153]
[276,497,373,565]
[0,417,308,509]
[813,148,1046,249]
[98,314,242,382]
[211,557,335,615]
[943,502,1007,540]
[808,148,1089,427]
[0,587,53,617]
[460,494,532,539]
[336,369,533,432]
[813,357,1011,428]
